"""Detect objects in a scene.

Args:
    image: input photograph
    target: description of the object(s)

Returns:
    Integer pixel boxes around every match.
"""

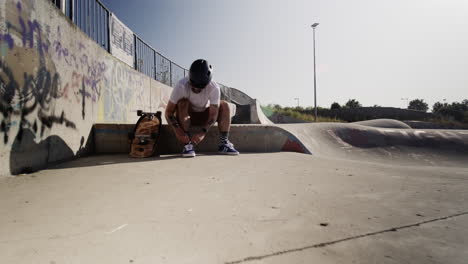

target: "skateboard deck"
[128,110,162,158]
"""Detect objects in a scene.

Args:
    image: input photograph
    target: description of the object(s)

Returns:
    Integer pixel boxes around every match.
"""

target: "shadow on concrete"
[48,153,262,170]
[10,129,74,174]
[47,154,175,170]
[47,153,241,170]
[9,129,94,175]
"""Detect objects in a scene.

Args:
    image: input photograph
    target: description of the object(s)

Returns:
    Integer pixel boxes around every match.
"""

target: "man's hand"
[174,128,190,144]
[191,133,206,145]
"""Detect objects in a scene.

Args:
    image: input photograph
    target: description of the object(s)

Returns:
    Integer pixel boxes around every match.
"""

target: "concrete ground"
[1,152,468,264]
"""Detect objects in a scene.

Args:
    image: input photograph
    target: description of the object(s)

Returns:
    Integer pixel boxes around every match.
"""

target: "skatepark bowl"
[2,0,468,262]
[2,120,468,264]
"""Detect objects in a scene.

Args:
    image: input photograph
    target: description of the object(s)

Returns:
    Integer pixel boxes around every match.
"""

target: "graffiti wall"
[0,0,171,176]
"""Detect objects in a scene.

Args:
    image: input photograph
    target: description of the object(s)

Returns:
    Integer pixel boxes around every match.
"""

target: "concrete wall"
[0,0,172,176]
[94,124,309,155]
[220,84,273,124]
[219,84,254,105]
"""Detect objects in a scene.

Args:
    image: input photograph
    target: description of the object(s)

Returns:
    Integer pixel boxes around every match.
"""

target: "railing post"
[153,50,157,80]
[134,35,138,70]
[106,9,110,52]
[133,34,139,71]
[169,61,173,87]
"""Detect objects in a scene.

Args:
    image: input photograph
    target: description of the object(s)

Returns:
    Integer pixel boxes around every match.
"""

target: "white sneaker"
[182,143,196,157]
[218,141,239,155]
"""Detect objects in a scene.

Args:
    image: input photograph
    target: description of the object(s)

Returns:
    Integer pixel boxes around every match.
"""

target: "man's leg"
[177,99,191,132]
[217,101,239,155]
[217,100,231,132]
[176,99,196,157]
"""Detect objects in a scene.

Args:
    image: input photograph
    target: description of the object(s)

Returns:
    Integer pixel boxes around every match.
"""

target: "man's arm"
[165,101,190,144]
[191,104,218,145]
[202,83,221,133]
[165,101,179,129]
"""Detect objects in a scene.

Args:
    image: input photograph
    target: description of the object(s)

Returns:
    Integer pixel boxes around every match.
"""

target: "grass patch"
[261,106,344,123]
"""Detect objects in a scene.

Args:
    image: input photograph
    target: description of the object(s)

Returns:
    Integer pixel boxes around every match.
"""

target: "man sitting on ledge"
[164,59,239,157]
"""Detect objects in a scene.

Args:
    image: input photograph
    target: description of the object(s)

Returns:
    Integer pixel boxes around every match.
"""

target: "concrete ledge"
[94,124,309,155]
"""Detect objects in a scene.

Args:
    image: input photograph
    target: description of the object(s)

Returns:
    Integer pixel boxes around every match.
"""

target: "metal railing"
[50,0,61,9]
[155,52,172,86]
[72,0,109,51]
[135,36,155,79]
[170,62,185,88]
[52,0,188,87]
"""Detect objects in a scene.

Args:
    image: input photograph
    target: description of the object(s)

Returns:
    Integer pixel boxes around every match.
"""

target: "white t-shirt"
[169,77,221,112]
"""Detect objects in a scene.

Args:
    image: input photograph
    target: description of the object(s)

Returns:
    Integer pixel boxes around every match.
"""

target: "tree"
[408,99,428,112]
[294,106,304,112]
[432,99,468,122]
[345,99,362,108]
[272,104,282,110]
[432,102,448,113]
[330,102,341,110]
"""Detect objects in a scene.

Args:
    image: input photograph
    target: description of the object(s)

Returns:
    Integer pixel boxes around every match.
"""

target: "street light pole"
[294,98,300,107]
[311,23,320,122]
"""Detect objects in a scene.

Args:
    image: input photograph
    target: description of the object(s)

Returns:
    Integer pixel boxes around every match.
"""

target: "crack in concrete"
[225,211,468,264]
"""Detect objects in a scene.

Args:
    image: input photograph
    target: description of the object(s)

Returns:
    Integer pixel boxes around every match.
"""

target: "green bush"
[432,100,468,123]
[262,105,344,123]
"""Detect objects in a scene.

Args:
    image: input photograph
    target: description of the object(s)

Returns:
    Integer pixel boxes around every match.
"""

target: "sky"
[99,0,468,109]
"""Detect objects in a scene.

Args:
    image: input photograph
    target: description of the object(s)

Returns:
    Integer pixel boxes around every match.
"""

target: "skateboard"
[128,110,162,158]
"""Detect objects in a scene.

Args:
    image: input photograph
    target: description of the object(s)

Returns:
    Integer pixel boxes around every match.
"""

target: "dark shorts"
[189,108,210,126]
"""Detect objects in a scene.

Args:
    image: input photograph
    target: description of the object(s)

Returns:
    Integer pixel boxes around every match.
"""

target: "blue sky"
[100,0,468,109]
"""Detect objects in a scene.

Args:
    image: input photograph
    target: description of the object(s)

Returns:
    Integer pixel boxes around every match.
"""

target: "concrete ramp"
[279,123,468,166]
[251,99,274,125]
[94,121,468,167]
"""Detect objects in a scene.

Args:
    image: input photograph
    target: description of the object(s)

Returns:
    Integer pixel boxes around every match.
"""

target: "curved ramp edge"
[250,100,274,125]
[278,123,468,166]
[354,119,411,129]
